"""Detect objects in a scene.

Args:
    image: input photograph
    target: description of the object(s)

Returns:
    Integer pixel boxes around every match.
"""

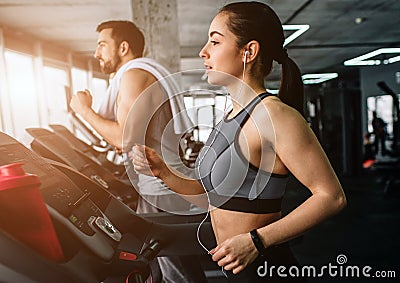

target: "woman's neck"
[227,79,266,111]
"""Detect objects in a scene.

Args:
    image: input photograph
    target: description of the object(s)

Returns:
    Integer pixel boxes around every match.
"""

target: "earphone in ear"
[242,50,250,81]
[244,50,250,61]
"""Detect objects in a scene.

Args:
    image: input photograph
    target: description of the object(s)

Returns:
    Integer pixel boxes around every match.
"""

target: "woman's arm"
[257,101,346,248]
[130,145,208,207]
[211,100,346,274]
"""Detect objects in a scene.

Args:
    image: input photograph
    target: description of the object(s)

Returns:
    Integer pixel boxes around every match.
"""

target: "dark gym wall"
[360,62,400,135]
[305,77,362,177]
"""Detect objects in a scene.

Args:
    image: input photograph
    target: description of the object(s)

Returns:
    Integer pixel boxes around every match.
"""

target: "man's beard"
[101,55,121,74]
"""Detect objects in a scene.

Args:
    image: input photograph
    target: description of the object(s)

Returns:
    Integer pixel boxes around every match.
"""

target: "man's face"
[94,28,121,74]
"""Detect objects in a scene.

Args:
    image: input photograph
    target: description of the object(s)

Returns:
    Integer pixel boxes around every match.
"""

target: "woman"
[130,2,346,282]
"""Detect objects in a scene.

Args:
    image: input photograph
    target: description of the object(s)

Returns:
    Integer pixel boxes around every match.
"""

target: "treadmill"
[49,124,125,177]
[0,131,215,283]
[25,127,137,209]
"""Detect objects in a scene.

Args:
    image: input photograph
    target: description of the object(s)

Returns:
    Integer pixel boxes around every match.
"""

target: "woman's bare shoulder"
[257,96,312,145]
[260,96,303,123]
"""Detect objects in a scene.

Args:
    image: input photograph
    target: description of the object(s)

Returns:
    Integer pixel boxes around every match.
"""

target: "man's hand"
[70,89,93,118]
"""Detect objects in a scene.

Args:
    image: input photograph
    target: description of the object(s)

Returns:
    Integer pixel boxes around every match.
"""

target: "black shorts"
[224,243,307,283]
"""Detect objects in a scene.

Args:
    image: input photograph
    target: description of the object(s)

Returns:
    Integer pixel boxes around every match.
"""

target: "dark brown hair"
[96,20,145,57]
[219,2,304,113]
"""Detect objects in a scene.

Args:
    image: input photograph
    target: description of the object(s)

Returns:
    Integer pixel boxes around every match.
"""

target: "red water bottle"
[0,162,64,262]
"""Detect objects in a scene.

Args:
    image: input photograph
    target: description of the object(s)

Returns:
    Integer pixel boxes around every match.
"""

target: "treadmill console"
[0,134,121,260]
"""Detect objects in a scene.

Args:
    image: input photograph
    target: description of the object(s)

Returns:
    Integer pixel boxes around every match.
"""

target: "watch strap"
[250,229,265,255]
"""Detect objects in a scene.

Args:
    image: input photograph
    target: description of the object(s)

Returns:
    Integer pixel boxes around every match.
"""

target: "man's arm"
[70,69,157,151]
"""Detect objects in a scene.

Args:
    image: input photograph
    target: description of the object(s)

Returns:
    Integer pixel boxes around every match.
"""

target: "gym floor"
[206,165,400,283]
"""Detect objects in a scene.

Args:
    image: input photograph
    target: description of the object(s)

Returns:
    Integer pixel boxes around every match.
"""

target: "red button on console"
[119,251,138,261]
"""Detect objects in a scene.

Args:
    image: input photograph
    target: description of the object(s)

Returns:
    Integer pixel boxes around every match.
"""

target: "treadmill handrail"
[70,112,107,148]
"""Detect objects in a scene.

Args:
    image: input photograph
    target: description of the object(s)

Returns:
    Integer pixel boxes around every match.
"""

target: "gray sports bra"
[195,92,289,214]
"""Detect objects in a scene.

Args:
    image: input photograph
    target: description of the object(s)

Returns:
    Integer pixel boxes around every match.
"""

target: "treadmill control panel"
[91,174,109,189]
[91,216,122,242]
[0,143,116,238]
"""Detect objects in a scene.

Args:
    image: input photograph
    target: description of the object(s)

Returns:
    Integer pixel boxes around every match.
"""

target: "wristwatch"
[250,229,266,255]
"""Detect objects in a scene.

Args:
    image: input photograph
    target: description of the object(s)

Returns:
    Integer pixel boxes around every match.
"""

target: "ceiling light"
[302,73,338,84]
[344,48,400,66]
[283,25,310,46]
[355,17,366,24]
[384,55,400,64]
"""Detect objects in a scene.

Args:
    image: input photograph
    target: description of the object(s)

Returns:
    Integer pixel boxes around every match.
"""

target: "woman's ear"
[243,40,260,63]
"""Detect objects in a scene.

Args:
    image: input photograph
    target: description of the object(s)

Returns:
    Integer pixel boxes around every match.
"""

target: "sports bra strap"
[235,92,275,127]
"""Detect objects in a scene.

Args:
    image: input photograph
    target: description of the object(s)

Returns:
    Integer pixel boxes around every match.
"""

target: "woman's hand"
[210,233,259,274]
[129,145,168,178]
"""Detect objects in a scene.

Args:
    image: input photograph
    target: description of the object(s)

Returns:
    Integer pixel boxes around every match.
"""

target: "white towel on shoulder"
[97,57,193,134]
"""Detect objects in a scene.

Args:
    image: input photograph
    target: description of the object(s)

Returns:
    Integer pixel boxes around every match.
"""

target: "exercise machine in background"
[49,124,126,177]
[25,127,138,209]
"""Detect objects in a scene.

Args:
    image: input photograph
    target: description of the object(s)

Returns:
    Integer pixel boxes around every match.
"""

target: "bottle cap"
[0,163,41,191]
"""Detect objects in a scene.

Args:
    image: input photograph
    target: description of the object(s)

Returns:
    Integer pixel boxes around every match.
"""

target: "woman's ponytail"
[278,57,304,115]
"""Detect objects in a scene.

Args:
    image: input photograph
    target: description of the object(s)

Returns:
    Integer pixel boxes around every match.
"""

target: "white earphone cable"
[195,51,248,254]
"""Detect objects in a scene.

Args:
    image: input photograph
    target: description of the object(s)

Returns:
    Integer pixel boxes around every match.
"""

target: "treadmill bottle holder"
[0,162,65,262]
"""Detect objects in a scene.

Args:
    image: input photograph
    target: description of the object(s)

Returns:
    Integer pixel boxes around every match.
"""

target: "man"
[372,111,388,155]
[70,20,205,283]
